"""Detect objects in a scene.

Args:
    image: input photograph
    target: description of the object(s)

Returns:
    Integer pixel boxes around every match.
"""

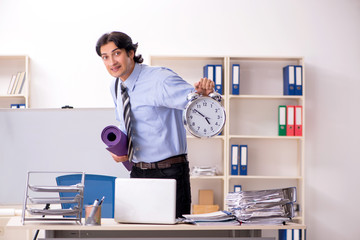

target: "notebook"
[114,178,177,224]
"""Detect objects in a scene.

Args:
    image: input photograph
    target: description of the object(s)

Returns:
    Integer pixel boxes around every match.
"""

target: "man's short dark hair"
[96,31,143,63]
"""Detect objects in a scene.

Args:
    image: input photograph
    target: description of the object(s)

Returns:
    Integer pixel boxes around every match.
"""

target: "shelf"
[229,95,303,100]
[187,135,226,140]
[228,175,303,180]
[228,56,304,61]
[0,55,30,108]
[229,135,304,140]
[190,176,225,180]
[150,55,305,229]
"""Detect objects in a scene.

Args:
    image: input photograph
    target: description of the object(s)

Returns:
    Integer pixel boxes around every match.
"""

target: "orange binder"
[286,106,295,136]
[295,106,303,136]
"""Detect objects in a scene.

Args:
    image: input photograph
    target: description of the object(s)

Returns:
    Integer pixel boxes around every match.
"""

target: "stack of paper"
[226,187,296,224]
[191,166,217,176]
[182,211,240,226]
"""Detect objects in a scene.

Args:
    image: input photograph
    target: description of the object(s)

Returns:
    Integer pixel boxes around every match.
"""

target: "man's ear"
[129,50,135,59]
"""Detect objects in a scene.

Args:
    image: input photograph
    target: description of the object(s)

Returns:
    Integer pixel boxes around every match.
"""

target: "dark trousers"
[130,160,192,218]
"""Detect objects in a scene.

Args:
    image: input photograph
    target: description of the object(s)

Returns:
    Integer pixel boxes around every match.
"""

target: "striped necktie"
[120,82,134,162]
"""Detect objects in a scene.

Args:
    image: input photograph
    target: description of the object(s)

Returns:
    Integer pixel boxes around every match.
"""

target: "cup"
[84,205,101,226]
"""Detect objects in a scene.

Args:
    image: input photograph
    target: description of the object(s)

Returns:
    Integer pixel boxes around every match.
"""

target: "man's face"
[100,41,134,80]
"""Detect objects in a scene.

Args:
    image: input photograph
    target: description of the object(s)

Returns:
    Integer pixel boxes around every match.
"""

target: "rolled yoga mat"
[101,125,133,171]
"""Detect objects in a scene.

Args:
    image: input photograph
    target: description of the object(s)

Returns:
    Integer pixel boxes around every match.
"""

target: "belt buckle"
[139,162,148,170]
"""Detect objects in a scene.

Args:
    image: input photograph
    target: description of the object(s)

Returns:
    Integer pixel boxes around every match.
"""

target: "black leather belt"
[134,154,187,170]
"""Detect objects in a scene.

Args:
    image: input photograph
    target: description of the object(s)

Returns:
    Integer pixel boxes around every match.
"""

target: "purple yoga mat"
[101,125,133,171]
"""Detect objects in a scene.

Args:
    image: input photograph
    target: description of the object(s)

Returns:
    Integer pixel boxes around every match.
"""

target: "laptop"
[114,178,177,224]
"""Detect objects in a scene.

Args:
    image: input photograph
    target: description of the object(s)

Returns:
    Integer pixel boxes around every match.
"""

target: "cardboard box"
[199,189,214,205]
[193,204,219,214]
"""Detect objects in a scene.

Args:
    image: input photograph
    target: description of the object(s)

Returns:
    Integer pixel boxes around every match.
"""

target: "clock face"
[184,96,226,138]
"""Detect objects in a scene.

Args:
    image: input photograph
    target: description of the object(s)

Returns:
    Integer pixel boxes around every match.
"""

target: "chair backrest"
[56,174,116,218]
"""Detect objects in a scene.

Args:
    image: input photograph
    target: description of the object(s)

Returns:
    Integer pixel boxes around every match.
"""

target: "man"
[96,31,214,218]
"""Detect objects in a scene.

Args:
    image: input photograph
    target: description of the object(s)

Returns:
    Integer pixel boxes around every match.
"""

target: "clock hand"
[194,109,211,124]
[205,116,211,124]
[193,109,205,117]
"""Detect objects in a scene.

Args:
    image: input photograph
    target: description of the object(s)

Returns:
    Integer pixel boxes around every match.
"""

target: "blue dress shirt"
[110,63,194,163]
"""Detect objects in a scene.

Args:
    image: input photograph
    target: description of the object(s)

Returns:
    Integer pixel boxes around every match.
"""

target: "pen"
[93,199,99,206]
[98,196,105,206]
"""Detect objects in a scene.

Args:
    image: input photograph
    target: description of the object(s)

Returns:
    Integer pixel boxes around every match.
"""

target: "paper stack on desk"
[226,187,296,225]
[182,210,240,226]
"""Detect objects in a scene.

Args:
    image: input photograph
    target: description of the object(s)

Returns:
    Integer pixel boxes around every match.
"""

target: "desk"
[7,217,306,239]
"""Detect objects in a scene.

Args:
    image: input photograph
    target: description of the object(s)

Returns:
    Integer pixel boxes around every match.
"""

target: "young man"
[96,31,214,218]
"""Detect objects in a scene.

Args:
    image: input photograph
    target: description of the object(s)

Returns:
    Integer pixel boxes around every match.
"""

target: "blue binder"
[279,229,292,240]
[239,145,248,175]
[283,65,295,95]
[279,229,302,240]
[294,65,303,95]
[234,185,242,192]
[231,145,239,175]
[232,64,240,95]
[293,229,302,240]
[214,64,223,95]
[203,64,214,81]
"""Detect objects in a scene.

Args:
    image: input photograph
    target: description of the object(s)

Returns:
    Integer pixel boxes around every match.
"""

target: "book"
[11,72,21,94]
[17,72,26,94]
[7,74,17,95]
[14,72,26,94]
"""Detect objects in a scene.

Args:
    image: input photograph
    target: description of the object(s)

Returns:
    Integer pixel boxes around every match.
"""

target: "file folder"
[278,105,287,136]
[231,145,239,175]
[279,229,292,240]
[283,65,295,95]
[294,65,303,95]
[293,229,301,240]
[234,185,242,192]
[239,145,248,175]
[214,65,223,95]
[232,64,240,95]
[286,106,295,136]
[294,105,303,136]
[203,64,214,81]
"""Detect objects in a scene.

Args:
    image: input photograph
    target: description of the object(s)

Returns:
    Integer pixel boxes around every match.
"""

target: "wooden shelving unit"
[0,55,30,108]
[150,55,305,238]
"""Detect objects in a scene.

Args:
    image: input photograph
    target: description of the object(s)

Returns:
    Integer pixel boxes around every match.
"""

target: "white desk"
[7,217,306,239]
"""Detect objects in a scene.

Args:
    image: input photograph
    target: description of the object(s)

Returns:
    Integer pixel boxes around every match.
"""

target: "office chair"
[56,174,116,218]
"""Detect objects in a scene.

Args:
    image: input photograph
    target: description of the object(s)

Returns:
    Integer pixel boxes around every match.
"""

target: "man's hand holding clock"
[194,77,214,96]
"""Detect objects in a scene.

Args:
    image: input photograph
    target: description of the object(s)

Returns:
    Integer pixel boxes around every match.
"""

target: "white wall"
[1,0,360,239]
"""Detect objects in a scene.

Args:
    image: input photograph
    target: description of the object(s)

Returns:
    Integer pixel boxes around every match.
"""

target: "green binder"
[278,105,287,136]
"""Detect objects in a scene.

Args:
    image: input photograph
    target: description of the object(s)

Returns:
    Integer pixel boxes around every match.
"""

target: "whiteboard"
[0,108,130,204]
